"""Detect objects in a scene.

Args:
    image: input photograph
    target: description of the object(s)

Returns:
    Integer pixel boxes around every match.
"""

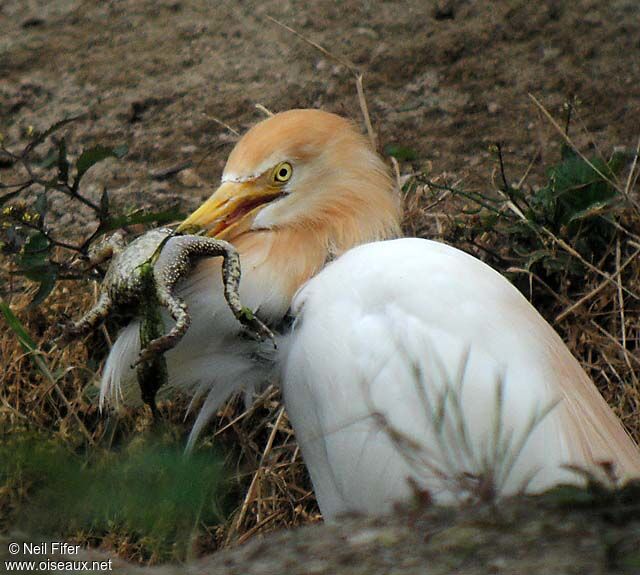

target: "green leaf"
[16,232,58,305]
[19,232,50,274]
[112,144,128,158]
[99,187,110,216]
[28,272,57,308]
[543,484,596,507]
[560,143,579,162]
[548,155,618,226]
[0,298,38,353]
[34,190,48,220]
[384,143,418,162]
[479,212,499,229]
[37,147,59,169]
[608,149,629,174]
[523,249,554,271]
[103,206,185,231]
[461,205,483,216]
[73,144,127,189]
[567,199,616,223]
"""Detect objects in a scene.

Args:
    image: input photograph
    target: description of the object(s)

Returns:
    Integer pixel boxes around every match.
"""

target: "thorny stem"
[1,138,113,259]
[493,143,532,214]
[0,180,33,190]
[17,151,101,214]
[3,132,100,210]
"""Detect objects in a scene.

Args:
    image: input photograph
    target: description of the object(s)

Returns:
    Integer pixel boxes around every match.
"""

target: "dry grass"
[0,277,320,562]
[3,123,640,560]
[400,109,640,447]
[1,37,639,558]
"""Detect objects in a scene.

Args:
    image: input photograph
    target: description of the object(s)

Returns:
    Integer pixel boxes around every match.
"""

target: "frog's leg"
[136,312,167,418]
[62,291,113,340]
[158,236,276,343]
[134,262,169,417]
[209,238,276,344]
[134,288,190,366]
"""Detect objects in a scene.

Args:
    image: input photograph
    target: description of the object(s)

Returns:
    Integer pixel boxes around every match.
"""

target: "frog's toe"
[133,348,154,367]
[234,307,276,347]
[54,322,74,344]
[60,317,89,341]
[249,318,277,348]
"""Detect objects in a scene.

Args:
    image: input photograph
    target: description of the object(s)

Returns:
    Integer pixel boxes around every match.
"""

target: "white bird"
[101,109,640,519]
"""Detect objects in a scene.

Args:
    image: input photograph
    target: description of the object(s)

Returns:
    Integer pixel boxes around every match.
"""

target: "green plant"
[0,117,183,306]
[0,120,229,562]
[418,143,631,285]
[0,430,228,562]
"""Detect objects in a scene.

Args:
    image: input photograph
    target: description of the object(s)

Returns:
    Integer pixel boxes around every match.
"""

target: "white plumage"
[282,238,640,518]
[100,109,640,519]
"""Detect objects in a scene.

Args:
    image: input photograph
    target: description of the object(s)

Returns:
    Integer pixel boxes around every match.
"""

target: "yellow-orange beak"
[177,181,283,239]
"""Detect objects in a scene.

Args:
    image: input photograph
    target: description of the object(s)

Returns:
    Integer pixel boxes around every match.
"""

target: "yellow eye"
[273,162,293,183]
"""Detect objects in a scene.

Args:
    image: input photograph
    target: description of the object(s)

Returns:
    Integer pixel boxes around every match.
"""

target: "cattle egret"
[101,109,640,519]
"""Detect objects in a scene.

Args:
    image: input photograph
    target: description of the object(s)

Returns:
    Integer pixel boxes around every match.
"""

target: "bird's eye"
[273,162,293,183]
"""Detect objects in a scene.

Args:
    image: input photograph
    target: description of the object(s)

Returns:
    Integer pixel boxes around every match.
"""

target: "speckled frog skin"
[65,227,273,366]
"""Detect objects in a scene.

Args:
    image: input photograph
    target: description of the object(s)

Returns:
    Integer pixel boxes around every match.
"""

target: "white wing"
[280,238,640,518]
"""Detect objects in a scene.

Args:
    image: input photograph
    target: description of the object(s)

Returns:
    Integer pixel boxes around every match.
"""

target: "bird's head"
[178,109,401,254]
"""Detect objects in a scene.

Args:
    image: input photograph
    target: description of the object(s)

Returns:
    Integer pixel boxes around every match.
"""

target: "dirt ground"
[2,0,640,572]
[3,490,640,574]
[2,0,640,223]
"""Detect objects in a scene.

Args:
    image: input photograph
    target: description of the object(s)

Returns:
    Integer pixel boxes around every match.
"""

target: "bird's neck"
[234,227,329,311]
[231,194,400,321]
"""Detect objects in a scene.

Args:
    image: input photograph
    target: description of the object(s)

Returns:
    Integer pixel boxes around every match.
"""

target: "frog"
[63,227,274,368]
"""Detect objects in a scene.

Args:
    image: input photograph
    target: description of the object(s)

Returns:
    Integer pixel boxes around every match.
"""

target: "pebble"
[176,168,203,188]
[58,213,74,227]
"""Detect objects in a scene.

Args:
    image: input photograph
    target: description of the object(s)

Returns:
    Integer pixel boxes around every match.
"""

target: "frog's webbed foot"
[133,290,190,367]
[135,353,166,419]
[59,291,113,342]
[87,231,126,268]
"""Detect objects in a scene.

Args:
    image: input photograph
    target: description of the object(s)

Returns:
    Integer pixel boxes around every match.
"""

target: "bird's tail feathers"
[183,358,271,452]
[99,320,274,451]
[100,321,142,410]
